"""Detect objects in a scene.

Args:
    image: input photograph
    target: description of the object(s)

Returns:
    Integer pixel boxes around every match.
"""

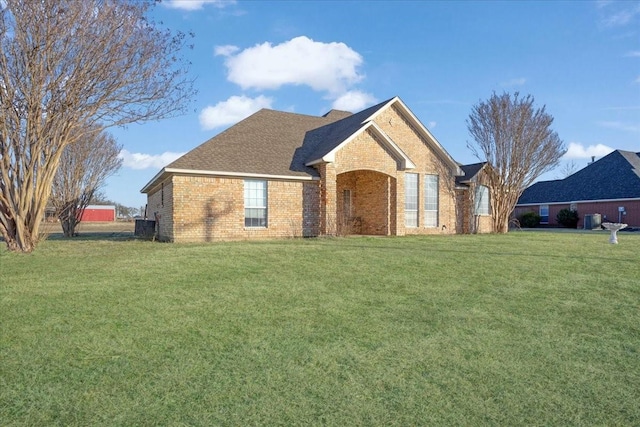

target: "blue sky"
[108,0,640,209]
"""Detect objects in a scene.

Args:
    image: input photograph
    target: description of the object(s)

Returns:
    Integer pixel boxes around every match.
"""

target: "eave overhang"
[516,196,640,207]
[140,168,318,195]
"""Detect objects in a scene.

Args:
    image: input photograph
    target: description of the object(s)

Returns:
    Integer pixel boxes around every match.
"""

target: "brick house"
[513,150,640,228]
[141,97,493,242]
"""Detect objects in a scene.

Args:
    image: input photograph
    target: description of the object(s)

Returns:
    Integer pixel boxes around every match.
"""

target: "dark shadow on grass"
[44,231,138,242]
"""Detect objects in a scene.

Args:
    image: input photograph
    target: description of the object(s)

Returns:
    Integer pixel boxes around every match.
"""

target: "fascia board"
[141,168,317,194]
[140,168,168,194]
[362,96,400,123]
[312,121,416,170]
[516,197,640,206]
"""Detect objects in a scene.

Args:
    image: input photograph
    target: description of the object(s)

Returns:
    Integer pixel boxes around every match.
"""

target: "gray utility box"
[134,219,156,238]
[583,213,602,230]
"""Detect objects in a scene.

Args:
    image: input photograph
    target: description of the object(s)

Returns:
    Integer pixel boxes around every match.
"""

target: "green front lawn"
[1,232,638,425]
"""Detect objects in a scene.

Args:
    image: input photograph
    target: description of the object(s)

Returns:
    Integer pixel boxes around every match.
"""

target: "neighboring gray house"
[514,150,640,228]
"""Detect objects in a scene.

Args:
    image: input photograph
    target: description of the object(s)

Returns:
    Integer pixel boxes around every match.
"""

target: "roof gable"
[304,97,462,175]
[307,121,416,169]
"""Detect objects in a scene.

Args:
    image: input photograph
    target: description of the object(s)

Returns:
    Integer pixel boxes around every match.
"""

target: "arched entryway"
[336,170,396,235]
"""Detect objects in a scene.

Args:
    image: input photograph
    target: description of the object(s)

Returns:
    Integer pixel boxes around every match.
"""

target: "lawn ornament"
[602,222,627,244]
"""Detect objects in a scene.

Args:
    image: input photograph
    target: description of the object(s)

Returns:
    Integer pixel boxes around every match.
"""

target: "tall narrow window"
[244,180,267,227]
[475,185,490,215]
[405,173,418,227]
[539,205,549,224]
[424,175,438,227]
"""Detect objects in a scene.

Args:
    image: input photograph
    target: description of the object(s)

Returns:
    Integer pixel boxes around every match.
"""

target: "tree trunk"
[60,216,80,237]
[1,159,58,253]
[1,216,37,253]
[61,219,73,238]
[496,218,509,234]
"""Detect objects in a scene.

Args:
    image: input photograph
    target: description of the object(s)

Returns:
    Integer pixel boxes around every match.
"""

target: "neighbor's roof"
[141,96,462,194]
[517,150,640,204]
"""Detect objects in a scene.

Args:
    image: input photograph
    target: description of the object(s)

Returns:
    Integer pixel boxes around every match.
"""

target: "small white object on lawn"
[602,222,627,244]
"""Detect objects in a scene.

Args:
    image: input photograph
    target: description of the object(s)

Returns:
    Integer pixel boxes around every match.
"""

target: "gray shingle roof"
[303,98,395,163]
[166,99,395,179]
[166,109,349,178]
[517,150,640,204]
[455,162,486,186]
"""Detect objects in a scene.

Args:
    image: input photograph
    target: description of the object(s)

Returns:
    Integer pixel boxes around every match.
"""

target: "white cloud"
[331,91,377,112]
[500,77,527,87]
[598,2,640,27]
[635,75,640,84]
[215,45,240,57]
[119,149,185,170]
[221,36,364,94]
[199,95,273,130]
[624,50,640,57]
[163,0,234,11]
[596,0,613,8]
[598,120,640,132]
[564,142,614,159]
[427,121,437,129]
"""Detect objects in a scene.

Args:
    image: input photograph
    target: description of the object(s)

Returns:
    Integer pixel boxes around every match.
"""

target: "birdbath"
[602,222,627,244]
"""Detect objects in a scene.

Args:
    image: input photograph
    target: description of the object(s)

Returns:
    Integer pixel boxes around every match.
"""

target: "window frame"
[424,174,439,228]
[539,204,549,224]
[475,185,490,216]
[405,173,419,228]
[244,179,268,228]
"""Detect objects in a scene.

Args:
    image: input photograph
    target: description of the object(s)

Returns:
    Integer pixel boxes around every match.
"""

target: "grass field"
[1,231,638,425]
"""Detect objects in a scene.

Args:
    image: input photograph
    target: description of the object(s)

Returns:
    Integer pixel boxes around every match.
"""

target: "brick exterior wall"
[317,163,337,236]
[148,175,321,242]
[147,179,174,241]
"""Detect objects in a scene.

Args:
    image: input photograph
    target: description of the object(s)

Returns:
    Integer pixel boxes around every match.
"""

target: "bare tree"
[50,127,122,237]
[467,92,565,233]
[556,160,579,178]
[0,0,194,252]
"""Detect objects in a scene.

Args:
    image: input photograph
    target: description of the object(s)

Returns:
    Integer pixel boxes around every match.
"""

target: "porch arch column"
[396,172,406,236]
[318,163,337,236]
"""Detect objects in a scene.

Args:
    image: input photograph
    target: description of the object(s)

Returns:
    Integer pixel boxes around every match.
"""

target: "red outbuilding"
[78,205,116,222]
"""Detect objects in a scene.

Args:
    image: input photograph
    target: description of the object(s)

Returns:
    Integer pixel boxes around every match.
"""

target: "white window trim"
[424,174,438,228]
[405,173,419,228]
[475,185,490,216]
[539,204,549,224]
[244,179,268,228]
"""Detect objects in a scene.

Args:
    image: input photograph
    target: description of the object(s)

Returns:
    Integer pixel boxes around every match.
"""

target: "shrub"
[519,212,541,228]
[557,208,579,228]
